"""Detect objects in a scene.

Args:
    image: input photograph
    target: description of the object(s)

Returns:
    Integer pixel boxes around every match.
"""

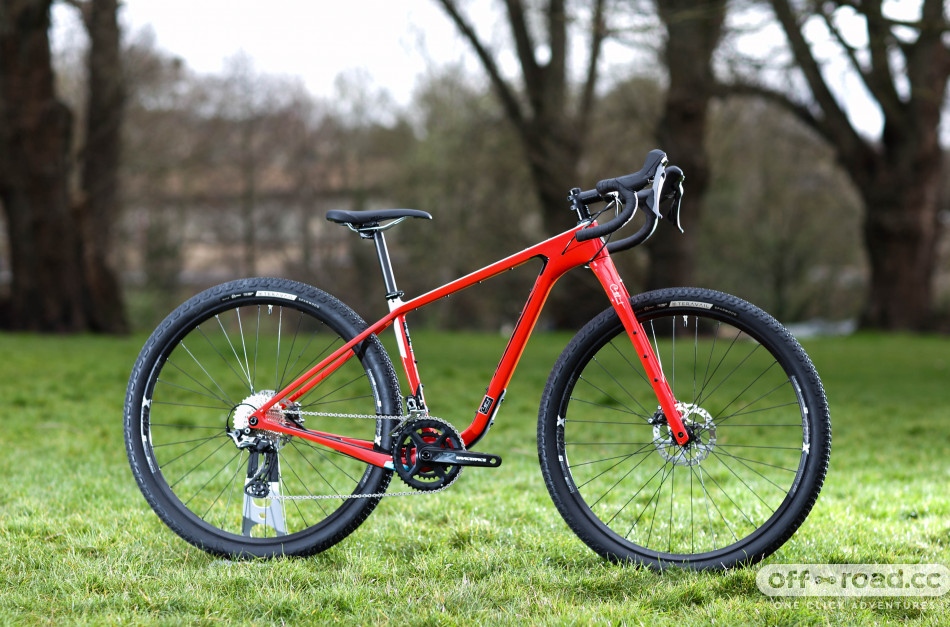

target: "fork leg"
[588,254,690,445]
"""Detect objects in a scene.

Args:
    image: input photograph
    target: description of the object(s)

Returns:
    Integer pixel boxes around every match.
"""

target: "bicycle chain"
[266,408,462,501]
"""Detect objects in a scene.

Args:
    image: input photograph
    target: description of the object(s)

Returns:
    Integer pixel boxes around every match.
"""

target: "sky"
[49,0,915,139]
[56,0,498,107]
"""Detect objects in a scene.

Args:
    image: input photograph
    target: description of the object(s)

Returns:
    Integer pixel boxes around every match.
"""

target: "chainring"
[391,419,463,491]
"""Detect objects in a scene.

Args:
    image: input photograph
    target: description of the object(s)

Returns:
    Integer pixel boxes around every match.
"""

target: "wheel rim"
[557,309,811,562]
[139,300,386,540]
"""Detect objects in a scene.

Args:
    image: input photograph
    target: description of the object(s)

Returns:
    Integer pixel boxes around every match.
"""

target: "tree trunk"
[649,102,706,290]
[0,0,88,331]
[649,0,726,290]
[759,0,950,330]
[522,117,581,235]
[436,0,609,328]
[76,0,128,332]
[860,164,942,329]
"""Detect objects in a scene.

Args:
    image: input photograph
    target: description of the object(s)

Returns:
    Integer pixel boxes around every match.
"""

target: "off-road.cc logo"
[757,564,950,597]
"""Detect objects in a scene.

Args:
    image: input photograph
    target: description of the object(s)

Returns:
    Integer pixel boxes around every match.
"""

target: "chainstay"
[268,409,461,500]
[269,482,456,501]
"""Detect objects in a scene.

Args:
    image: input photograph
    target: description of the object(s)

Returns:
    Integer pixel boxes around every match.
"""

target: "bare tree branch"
[768,0,869,168]
[578,0,608,133]
[718,80,824,139]
[828,0,949,31]
[503,0,541,106]
[435,0,526,127]
[905,0,950,123]
[859,1,906,122]
[545,0,567,107]
[812,1,907,124]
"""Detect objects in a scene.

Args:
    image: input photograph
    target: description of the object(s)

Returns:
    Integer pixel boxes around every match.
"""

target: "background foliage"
[5,2,935,333]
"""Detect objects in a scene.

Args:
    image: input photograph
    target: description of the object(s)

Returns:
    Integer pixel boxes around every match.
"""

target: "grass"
[0,328,948,625]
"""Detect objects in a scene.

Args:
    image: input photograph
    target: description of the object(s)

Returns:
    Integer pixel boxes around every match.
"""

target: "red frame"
[249,223,689,467]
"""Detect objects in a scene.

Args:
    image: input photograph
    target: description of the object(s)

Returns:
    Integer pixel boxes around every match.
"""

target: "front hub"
[652,402,717,466]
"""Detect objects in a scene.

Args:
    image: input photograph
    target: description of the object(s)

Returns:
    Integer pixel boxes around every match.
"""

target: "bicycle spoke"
[159,433,229,471]
[279,454,321,523]
[218,451,247,530]
[235,308,252,393]
[155,376,232,407]
[577,371,643,418]
[159,358,233,408]
[170,439,234,495]
[200,449,246,520]
[299,374,372,409]
[275,305,283,391]
[277,310,304,391]
[179,341,236,407]
[567,395,653,419]
[711,447,794,493]
[573,442,656,496]
[280,327,328,390]
[199,324,252,393]
[694,341,761,410]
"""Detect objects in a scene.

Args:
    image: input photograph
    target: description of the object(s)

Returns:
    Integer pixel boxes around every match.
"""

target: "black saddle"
[326,208,432,229]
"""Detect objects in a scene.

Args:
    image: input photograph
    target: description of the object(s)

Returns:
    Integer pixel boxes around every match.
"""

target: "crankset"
[391,418,502,491]
[416,447,501,468]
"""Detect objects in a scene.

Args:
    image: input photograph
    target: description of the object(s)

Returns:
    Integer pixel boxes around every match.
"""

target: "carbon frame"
[248,223,688,468]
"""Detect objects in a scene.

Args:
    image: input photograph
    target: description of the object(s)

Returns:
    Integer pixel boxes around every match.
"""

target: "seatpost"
[371,230,403,301]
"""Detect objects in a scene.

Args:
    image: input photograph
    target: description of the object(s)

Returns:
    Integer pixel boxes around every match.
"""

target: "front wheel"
[538,288,830,570]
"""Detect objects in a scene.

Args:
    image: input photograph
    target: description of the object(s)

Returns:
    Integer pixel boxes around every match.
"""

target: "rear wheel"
[538,287,830,569]
[124,278,401,558]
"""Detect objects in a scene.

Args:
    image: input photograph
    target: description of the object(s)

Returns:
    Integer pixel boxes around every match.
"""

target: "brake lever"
[664,166,685,233]
[645,163,667,219]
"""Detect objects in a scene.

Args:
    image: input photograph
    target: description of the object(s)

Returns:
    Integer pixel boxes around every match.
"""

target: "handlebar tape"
[594,149,667,200]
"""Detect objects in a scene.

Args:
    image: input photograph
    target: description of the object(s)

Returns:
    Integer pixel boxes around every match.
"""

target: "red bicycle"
[124,150,830,570]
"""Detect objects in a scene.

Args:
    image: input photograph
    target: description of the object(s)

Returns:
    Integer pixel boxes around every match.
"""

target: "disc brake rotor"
[652,402,717,466]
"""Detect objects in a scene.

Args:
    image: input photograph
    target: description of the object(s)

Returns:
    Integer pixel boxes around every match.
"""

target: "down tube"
[458,233,609,445]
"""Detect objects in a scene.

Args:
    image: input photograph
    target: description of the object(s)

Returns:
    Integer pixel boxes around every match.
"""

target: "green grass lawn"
[0,329,948,625]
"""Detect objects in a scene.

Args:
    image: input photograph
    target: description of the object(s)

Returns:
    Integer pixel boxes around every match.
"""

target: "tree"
[0,0,85,331]
[648,0,727,290]
[436,1,607,229]
[436,0,609,326]
[71,0,127,332]
[733,0,950,330]
[390,70,538,329]
[0,0,127,332]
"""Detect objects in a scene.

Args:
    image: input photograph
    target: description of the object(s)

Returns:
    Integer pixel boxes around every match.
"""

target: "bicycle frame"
[249,223,690,467]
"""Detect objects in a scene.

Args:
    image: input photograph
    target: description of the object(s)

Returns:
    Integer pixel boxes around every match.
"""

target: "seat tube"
[391,310,427,409]
[372,231,427,410]
[588,253,691,446]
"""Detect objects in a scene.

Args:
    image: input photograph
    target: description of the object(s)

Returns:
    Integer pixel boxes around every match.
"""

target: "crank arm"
[418,447,502,468]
